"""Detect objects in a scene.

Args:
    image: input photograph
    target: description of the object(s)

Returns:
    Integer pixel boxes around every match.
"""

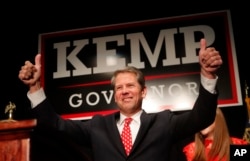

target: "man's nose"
[121,87,129,94]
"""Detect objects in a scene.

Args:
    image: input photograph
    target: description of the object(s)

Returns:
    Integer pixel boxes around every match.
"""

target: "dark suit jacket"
[32,84,218,161]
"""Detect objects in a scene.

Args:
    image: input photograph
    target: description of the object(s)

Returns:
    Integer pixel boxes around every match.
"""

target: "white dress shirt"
[117,110,142,144]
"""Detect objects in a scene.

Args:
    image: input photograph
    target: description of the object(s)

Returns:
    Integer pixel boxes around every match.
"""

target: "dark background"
[1,2,249,160]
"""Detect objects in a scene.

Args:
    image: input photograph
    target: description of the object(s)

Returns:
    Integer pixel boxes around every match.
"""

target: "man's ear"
[142,87,147,98]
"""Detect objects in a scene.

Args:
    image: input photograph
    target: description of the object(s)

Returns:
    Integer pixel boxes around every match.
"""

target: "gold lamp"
[243,80,250,143]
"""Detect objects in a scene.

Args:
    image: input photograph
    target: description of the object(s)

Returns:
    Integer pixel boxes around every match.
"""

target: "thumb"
[35,53,42,67]
[199,38,207,52]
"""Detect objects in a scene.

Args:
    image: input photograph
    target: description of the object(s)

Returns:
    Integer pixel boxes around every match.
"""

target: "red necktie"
[121,118,133,155]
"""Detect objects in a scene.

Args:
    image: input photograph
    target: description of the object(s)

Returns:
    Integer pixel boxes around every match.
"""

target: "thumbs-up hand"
[18,53,42,92]
[199,39,223,79]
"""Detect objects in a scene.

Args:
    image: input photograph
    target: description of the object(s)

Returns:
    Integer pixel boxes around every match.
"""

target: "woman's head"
[193,108,231,161]
[199,108,228,139]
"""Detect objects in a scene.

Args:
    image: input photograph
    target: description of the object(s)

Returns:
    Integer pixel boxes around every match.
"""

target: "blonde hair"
[192,108,232,161]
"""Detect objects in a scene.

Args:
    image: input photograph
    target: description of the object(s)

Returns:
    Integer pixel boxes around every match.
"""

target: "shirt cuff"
[201,74,218,94]
[27,88,46,108]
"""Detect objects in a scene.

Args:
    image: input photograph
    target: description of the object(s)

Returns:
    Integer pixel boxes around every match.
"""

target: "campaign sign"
[39,10,242,120]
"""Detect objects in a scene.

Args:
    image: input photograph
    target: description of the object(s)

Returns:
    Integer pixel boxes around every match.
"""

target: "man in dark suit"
[19,38,222,161]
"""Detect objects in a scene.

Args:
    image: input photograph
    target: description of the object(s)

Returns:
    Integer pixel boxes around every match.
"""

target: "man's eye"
[128,84,134,88]
[116,87,122,90]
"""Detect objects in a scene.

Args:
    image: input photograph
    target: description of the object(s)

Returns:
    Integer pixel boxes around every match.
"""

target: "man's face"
[114,72,146,115]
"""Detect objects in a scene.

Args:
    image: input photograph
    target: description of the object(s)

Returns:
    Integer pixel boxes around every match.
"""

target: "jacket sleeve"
[171,83,218,140]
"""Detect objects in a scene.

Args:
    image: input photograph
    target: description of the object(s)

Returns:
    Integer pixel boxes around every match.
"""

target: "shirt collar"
[118,110,143,125]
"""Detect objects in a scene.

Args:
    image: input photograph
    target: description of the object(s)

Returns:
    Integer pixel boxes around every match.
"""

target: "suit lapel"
[132,111,155,150]
[105,111,155,156]
[106,112,127,156]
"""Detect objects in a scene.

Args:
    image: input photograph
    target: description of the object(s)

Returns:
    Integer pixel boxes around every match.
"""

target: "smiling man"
[19,38,222,161]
